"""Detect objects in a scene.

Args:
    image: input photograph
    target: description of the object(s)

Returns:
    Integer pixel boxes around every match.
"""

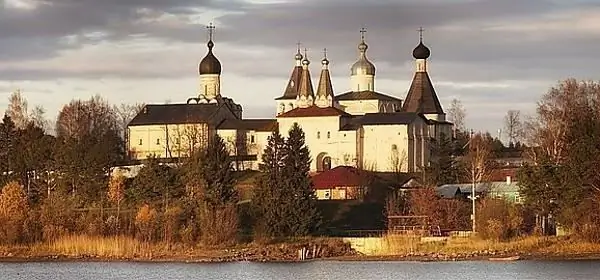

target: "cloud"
[1,0,600,133]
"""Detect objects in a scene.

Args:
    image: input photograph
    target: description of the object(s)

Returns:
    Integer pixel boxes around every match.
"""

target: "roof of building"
[340,115,363,131]
[199,40,221,75]
[275,65,302,100]
[316,63,334,100]
[402,72,444,114]
[129,103,224,126]
[277,105,351,118]
[217,119,277,132]
[360,112,424,125]
[311,166,370,189]
[335,90,401,102]
[437,182,521,199]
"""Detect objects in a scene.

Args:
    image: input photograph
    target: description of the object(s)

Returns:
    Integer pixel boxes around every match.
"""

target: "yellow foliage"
[107,172,125,205]
[0,181,29,244]
[135,204,157,242]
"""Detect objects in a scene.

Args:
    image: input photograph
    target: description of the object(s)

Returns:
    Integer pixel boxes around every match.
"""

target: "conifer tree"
[253,128,287,238]
[423,133,462,187]
[200,134,237,207]
[282,123,321,236]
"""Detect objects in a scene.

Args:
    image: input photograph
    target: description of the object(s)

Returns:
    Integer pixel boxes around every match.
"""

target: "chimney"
[506,175,512,185]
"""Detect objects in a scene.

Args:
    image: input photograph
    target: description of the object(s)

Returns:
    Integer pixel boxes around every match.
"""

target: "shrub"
[135,204,158,242]
[0,181,30,244]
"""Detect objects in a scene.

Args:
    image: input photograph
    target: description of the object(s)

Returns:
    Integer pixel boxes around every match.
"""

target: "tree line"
[0,90,320,245]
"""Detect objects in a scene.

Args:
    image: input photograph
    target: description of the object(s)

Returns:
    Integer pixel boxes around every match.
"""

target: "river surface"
[2,260,599,279]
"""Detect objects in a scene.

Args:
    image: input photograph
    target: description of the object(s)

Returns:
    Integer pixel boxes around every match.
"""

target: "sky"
[1,0,600,136]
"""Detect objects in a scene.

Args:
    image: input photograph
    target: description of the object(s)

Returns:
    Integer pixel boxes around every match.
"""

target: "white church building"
[126,24,452,174]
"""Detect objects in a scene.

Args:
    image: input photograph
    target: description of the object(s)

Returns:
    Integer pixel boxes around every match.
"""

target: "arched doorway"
[316,152,332,172]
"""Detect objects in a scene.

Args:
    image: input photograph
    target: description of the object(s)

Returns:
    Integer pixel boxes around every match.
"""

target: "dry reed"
[46,235,151,258]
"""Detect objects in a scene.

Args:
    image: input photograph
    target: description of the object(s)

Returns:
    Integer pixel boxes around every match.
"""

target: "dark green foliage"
[282,123,321,236]
[423,133,462,187]
[199,135,237,206]
[253,128,287,238]
[129,155,180,207]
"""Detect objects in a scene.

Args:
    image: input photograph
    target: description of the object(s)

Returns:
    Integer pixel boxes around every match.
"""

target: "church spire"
[296,48,315,108]
[350,27,375,92]
[403,27,445,120]
[198,22,222,101]
[315,48,334,108]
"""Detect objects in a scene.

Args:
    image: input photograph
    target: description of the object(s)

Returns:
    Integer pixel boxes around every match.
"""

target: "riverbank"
[2,235,600,263]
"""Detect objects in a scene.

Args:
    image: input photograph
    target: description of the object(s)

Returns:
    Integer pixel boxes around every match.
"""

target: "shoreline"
[3,252,600,263]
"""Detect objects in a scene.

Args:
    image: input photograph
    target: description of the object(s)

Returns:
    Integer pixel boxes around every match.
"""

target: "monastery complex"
[127,25,452,173]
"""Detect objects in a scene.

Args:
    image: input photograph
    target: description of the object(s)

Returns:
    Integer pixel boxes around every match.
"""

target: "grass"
[43,235,151,258]
[356,234,600,257]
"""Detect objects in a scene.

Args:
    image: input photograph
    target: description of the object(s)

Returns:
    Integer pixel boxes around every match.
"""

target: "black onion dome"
[412,41,431,59]
[199,40,222,75]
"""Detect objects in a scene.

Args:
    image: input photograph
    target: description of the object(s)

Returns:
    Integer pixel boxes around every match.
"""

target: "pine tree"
[282,123,321,236]
[423,133,462,187]
[253,128,287,238]
[200,134,237,207]
[197,134,238,245]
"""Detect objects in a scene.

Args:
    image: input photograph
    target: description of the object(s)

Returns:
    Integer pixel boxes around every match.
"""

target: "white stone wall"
[199,74,220,99]
[360,118,430,172]
[338,100,379,115]
[278,116,358,172]
[216,128,271,170]
[128,123,209,160]
[350,74,374,92]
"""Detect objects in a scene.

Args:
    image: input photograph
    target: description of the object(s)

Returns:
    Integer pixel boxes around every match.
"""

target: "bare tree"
[30,105,49,132]
[504,110,523,146]
[447,98,466,135]
[464,132,494,185]
[113,103,145,141]
[6,89,29,129]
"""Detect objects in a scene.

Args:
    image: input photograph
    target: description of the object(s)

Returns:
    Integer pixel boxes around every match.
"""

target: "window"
[317,131,321,139]
[156,138,160,145]
[327,131,331,139]
[391,144,398,151]
[250,135,255,144]
[138,139,143,146]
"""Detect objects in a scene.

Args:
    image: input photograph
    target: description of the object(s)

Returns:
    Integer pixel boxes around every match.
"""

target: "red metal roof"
[277,105,350,118]
[311,166,369,189]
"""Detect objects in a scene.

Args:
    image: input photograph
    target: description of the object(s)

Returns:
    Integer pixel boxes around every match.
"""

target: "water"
[2,260,599,279]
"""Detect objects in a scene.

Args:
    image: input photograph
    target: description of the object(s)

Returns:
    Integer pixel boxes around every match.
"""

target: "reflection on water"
[2,260,600,280]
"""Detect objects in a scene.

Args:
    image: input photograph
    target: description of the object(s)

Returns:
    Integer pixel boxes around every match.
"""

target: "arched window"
[391,144,398,151]
[327,131,331,139]
[317,131,321,139]
[138,139,143,146]
[323,156,332,171]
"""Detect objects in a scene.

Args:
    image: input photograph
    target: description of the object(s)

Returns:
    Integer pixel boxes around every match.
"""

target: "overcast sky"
[2,0,599,137]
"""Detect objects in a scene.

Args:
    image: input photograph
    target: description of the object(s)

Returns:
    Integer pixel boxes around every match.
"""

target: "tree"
[108,171,126,223]
[504,110,523,146]
[447,98,466,135]
[54,95,124,201]
[129,156,178,207]
[0,115,17,184]
[463,132,495,233]
[253,128,287,238]
[422,133,461,187]
[113,102,144,141]
[281,123,321,236]
[199,135,237,207]
[6,89,29,130]
[30,105,49,133]
[197,134,238,245]
[0,181,29,244]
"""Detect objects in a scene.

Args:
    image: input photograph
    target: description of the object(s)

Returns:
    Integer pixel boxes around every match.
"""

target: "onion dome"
[199,40,222,75]
[412,41,430,60]
[351,40,376,76]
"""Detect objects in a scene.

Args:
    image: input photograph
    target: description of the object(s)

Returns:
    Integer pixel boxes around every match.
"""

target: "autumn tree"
[0,181,29,244]
[6,89,29,130]
[113,102,145,141]
[504,110,523,147]
[519,79,600,239]
[108,171,126,223]
[135,204,158,242]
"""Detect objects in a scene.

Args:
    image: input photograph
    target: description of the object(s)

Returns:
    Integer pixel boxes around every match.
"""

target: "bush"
[40,193,77,241]
[0,181,30,244]
[476,198,524,240]
[135,204,158,242]
[200,203,238,247]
